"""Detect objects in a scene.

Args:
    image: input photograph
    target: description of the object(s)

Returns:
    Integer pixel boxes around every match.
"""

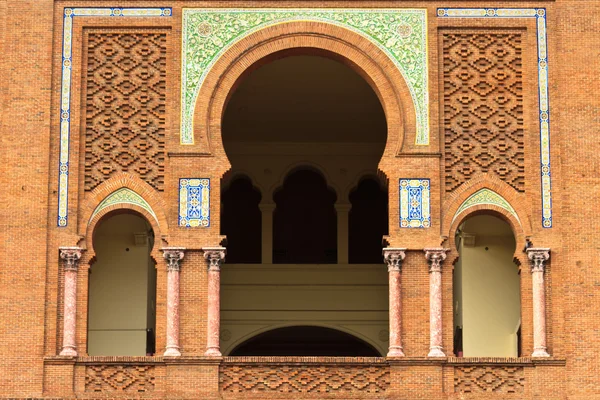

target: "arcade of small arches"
[57,54,552,361]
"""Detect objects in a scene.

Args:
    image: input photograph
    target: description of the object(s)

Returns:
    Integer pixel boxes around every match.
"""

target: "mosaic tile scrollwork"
[438,8,552,228]
[57,7,171,227]
[179,178,210,227]
[399,179,430,228]
[90,187,158,223]
[182,8,428,146]
[451,188,519,225]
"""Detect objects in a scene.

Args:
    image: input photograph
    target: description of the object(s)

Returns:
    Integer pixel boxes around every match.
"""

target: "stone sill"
[44,355,566,367]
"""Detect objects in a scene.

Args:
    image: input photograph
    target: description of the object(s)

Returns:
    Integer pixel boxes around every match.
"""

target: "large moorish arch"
[188,20,420,173]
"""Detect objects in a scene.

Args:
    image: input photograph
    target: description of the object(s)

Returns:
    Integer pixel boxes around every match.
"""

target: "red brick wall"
[0,1,599,398]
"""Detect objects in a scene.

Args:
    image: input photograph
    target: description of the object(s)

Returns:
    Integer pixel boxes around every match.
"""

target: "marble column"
[425,248,449,357]
[527,248,551,357]
[383,248,406,357]
[259,203,275,264]
[59,247,82,356]
[203,247,226,357]
[335,203,352,264]
[162,248,185,357]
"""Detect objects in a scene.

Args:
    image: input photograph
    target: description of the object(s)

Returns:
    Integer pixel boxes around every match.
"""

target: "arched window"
[349,177,388,264]
[87,212,156,356]
[273,169,337,264]
[221,175,262,263]
[229,326,381,356]
[453,214,521,357]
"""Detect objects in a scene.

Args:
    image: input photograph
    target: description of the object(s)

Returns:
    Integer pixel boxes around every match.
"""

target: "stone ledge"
[222,356,388,365]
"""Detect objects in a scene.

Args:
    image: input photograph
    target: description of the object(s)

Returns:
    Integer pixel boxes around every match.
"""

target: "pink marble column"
[162,248,185,357]
[59,247,82,356]
[203,247,226,357]
[425,248,449,357]
[527,248,551,357]
[383,248,406,357]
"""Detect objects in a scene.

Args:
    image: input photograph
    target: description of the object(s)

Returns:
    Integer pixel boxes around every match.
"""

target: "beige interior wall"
[88,213,154,356]
[455,215,520,357]
[221,264,388,355]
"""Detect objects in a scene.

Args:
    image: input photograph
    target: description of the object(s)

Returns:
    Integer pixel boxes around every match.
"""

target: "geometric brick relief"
[220,365,390,394]
[443,32,525,193]
[85,365,155,392]
[454,366,524,394]
[84,32,166,191]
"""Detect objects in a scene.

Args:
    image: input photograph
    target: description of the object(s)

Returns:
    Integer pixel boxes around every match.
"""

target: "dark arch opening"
[273,168,337,264]
[221,175,262,263]
[349,177,388,264]
[229,326,381,356]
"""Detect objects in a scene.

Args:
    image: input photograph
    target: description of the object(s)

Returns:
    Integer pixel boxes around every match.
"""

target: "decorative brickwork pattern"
[84,32,166,192]
[220,365,390,394]
[443,32,524,193]
[85,365,155,392]
[454,366,524,393]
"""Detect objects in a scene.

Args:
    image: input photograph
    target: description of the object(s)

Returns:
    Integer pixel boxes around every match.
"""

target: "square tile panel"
[399,179,430,228]
[179,178,210,227]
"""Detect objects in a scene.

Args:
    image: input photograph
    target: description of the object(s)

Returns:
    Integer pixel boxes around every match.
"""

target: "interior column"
[259,203,275,264]
[335,203,352,264]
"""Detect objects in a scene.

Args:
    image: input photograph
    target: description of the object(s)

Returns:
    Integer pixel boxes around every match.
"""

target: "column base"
[204,347,222,357]
[387,347,405,357]
[164,346,181,357]
[428,347,446,357]
[59,346,77,357]
[532,348,550,357]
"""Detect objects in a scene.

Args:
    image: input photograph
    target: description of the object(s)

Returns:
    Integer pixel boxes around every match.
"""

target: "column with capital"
[383,248,406,357]
[203,247,226,356]
[259,203,275,264]
[162,248,185,356]
[59,247,82,356]
[527,248,551,357]
[335,203,352,264]
[424,248,449,357]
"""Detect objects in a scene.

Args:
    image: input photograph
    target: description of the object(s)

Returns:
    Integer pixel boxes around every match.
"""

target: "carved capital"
[203,247,226,272]
[424,248,449,273]
[162,248,185,272]
[383,248,406,272]
[59,247,82,272]
[527,248,550,273]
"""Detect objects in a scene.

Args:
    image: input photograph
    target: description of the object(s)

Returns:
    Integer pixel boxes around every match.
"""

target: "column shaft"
[59,247,82,357]
[383,248,406,357]
[335,204,351,264]
[425,248,448,357]
[204,247,226,357]
[163,248,185,357]
[528,248,550,357]
[259,203,275,264]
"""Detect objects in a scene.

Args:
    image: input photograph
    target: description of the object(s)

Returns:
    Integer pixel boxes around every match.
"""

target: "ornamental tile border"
[179,178,211,227]
[451,188,520,225]
[399,179,430,228]
[181,8,429,146]
[437,8,552,228]
[89,187,158,224]
[57,7,172,227]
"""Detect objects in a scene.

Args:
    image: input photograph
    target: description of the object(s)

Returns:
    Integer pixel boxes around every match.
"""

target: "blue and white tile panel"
[57,7,172,227]
[179,178,210,227]
[399,179,430,228]
[437,8,552,228]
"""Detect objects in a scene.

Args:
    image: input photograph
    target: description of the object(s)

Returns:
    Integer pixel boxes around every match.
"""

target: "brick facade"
[0,1,599,399]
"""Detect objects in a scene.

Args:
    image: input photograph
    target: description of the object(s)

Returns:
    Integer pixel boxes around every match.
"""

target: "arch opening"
[219,53,389,356]
[229,326,381,357]
[453,214,521,357]
[87,211,156,356]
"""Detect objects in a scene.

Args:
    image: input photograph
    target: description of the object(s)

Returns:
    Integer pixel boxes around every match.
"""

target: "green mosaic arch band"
[181,8,429,146]
[451,188,520,225]
[90,188,158,225]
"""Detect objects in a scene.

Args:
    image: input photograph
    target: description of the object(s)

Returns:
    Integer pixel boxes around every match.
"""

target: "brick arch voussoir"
[442,174,532,239]
[79,173,169,241]
[192,21,415,162]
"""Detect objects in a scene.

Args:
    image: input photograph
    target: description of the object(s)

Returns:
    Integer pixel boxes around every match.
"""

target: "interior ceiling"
[222,55,387,144]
